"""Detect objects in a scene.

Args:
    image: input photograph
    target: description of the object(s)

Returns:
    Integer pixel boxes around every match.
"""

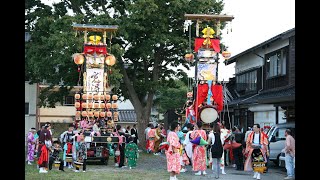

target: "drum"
[54,161,61,168]
[74,161,83,169]
[199,105,218,123]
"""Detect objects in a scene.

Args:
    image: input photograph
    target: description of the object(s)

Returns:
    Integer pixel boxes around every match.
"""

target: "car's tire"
[273,154,280,166]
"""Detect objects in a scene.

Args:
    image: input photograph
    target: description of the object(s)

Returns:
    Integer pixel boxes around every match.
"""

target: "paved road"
[157,154,288,180]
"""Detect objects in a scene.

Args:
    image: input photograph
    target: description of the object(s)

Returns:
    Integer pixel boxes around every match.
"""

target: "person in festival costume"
[153,124,162,155]
[147,124,158,153]
[27,128,37,165]
[113,124,126,168]
[191,121,208,176]
[63,138,74,169]
[219,122,231,175]
[74,134,87,172]
[125,136,139,169]
[244,124,269,180]
[144,123,152,152]
[38,125,52,173]
[165,122,181,180]
[183,123,194,165]
[48,141,65,171]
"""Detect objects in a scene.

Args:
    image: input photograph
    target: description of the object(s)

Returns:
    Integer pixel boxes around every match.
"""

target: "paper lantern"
[112,103,118,109]
[184,53,194,62]
[100,112,106,117]
[187,92,193,98]
[82,94,87,100]
[106,111,112,117]
[81,111,88,117]
[88,103,93,108]
[100,95,105,100]
[94,111,100,117]
[88,111,94,117]
[105,55,116,66]
[106,103,112,109]
[73,53,84,65]
[75,94,81,99]
[222,51,231,59]
[94,94,99,100]
[105,94,111,101]
[75,102,80,108]
[94,103,99,108]
[75,111,81,117]
[82,103,87,108]
[112,95,118,101]
[100,103,105,108]
[88,94,93,99]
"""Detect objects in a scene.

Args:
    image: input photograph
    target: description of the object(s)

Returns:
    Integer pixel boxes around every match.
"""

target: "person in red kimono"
[165,122,181,180]
[191,121,208,176]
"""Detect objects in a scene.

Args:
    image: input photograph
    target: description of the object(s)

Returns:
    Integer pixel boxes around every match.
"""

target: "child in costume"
[125,136,139,169]
[49,141,65,171]
[75,134,87,172]
[63,138,74,168]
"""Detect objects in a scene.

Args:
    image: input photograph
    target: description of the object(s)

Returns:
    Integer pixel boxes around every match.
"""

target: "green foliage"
[25,0,226,113]
[154,79,189,113]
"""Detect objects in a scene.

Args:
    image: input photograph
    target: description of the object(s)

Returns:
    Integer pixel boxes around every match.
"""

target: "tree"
[25,0,225,149]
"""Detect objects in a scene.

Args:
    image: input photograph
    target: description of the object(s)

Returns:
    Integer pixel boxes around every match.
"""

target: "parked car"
[279,149,285,167]
[266,122,295,166]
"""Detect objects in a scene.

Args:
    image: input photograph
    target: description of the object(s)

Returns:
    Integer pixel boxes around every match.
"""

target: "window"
[25,103,29,115]
[273,128,286,141]
[64,96,75,106]
[236,70,257,92]
[266,47,287,78]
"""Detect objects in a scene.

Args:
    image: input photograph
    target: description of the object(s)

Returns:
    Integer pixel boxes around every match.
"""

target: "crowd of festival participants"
[26,118,295,180]
[147,119,294,180]
[26,118,140,173]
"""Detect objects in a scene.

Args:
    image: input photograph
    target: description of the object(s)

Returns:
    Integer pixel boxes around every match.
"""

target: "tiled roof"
[226,86,295,106]
[118,109,136,122]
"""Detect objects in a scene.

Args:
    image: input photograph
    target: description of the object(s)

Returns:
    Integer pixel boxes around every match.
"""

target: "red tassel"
[77,66,81,72]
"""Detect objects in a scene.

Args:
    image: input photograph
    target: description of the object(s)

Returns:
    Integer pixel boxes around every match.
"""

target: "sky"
[41,0,295,82]
[217,0,295,81]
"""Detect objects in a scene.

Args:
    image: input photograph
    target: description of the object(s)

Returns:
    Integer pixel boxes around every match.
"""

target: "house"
[25,82,38,137]
[224,28,295,131]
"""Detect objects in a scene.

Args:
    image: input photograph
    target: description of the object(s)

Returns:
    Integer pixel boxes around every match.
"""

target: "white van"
[266,122,295,166]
